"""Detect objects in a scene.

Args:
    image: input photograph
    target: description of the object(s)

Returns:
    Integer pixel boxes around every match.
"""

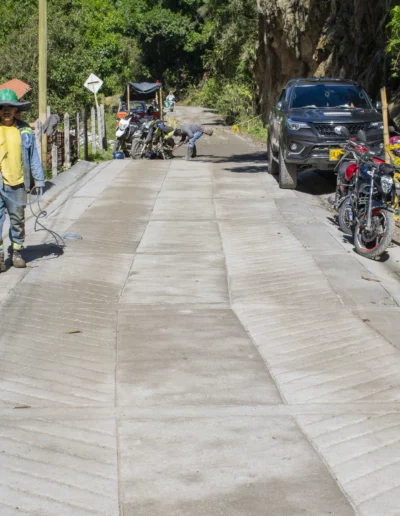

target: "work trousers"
[188,130,203,148]
[0,184,26,248]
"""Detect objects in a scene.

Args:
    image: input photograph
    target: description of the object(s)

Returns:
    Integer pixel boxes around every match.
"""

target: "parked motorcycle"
[130,117,155,159]
[131,119,175,160]
[113,114,142,155]
[334,128,397,259]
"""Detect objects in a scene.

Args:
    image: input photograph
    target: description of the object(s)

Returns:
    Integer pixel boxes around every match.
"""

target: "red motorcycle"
[333,128,397,259]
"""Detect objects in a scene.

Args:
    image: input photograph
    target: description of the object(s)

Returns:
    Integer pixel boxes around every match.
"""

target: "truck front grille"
[315,123,365,137]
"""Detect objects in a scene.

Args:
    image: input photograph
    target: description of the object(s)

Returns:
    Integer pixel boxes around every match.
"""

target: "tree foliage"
[387,5,400,77]
[0,0,259,121]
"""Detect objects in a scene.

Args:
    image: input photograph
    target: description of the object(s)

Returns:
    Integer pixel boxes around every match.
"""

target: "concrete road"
[0,106,400,515]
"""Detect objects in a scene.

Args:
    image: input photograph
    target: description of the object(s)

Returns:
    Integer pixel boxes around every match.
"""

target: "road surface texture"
[1,106,400,516]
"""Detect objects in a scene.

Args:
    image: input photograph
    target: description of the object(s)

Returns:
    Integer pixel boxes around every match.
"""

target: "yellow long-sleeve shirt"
[0,123,24,186]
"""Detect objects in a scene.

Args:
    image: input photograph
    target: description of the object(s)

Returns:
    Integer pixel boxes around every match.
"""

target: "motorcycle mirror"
[112,106,118,114]
[356,129,367,143]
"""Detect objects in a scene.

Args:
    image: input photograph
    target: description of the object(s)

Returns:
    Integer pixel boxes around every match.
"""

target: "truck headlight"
[287,120,311,131]
[369,121,384,130]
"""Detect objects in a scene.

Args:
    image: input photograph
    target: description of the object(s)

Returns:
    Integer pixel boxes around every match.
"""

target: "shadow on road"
[225,165,266,173]
[268,163,337,197]
[22,243,64,264]
[297,169,336,195]
[213,151,267,164]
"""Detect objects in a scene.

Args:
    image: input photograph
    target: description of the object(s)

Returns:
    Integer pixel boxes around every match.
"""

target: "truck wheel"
[279,149,297,189]
[268,139,279,175]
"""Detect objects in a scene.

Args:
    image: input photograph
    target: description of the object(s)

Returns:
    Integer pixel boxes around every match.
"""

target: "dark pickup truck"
[268,78,384,189]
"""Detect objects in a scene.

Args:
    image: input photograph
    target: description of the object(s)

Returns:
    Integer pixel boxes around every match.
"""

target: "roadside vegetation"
[0,0,260,129]
[1,1,397,140]
[387,5,400,77]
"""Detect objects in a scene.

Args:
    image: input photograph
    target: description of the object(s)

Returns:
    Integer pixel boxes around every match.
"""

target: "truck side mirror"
[375,101,382,111]
[277,101,283,111]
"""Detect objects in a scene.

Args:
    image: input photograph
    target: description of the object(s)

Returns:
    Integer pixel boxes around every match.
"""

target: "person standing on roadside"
[0,89,45,271]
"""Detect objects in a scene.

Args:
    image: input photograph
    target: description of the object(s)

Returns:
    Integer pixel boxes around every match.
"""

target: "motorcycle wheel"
[354,209,395,259]
[131,140,145,160]
[162,147,173,160]
[338,197,353,236]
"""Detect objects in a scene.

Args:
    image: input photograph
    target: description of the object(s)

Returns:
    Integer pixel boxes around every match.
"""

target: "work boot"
[9,246,26,268]
[186,146,194,161]
[0,248,5,273]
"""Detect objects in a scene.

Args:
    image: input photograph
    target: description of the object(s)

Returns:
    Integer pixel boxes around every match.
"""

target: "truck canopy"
[121,82,162,101]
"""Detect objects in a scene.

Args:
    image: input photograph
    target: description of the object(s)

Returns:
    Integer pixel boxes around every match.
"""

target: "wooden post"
[83,109,89,161]
[64,112,70,169]
[76,111,80,159]
[159,88,163,121]
[91,107,96,154]
[100,104,106,150]
[380,87,390,164]
[52,143,58,177]
[35,119,42,163]
[97,105,103,151]
[38,0,47,168]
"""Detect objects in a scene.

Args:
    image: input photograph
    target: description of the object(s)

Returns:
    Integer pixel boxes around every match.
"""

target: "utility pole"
[38,0,48,167]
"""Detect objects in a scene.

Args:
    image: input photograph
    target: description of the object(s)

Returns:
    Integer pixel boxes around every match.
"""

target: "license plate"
[329,149,344,161]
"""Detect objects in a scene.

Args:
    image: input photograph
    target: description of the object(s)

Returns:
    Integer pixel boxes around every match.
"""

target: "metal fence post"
[83,109,89,161]
[35,119,42,163]
[76,111,80,159]
[52,142,58,177]
[64,112,70,169]
[91,107,96,154]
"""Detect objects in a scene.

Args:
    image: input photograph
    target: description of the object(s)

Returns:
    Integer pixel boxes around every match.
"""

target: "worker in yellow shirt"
[0,89,45,271]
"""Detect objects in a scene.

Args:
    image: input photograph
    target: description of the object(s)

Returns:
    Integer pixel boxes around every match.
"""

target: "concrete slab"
[312,253,397,308]
[352,307,400,349]
[137,221,223,253]
[117,306,281,407]
[0,416,119,515]
[158,180,214,199]
[151,198,216,221]
[121,253,229,305]
[119,416,354,516]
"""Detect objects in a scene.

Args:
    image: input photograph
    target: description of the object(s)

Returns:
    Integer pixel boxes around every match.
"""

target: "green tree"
[387,5,400,77]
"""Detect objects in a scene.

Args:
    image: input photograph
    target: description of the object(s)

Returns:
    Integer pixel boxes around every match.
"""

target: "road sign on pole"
[84,74,103,95]
[84,73,103,109]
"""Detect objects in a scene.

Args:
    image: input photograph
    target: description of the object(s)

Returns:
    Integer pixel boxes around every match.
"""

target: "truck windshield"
[290,84,371,109]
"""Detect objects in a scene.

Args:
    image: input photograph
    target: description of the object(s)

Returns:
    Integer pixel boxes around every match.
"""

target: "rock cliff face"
[256,0,397,121]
